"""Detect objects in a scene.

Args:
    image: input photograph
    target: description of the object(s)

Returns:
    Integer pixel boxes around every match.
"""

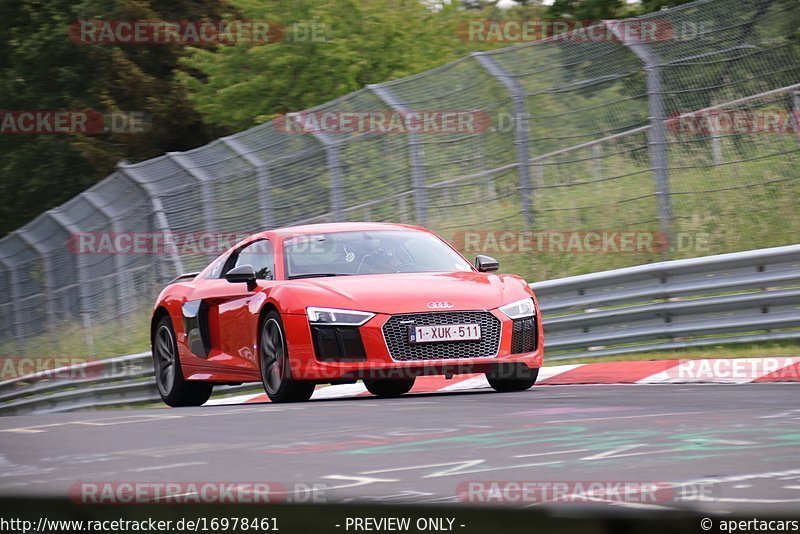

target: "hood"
[274,271,532,315]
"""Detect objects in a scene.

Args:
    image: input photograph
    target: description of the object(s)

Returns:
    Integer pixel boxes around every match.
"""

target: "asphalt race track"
[1,383,799,513]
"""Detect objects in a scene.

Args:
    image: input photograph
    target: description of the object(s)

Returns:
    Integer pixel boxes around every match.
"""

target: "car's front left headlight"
[498,297,536,319]
[306,307,375,326]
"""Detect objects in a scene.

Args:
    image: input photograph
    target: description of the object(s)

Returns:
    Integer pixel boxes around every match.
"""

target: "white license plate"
[408,323,481,344]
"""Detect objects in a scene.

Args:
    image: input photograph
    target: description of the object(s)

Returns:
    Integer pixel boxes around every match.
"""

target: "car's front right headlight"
[498,297,536,319]
[306,307,375,326]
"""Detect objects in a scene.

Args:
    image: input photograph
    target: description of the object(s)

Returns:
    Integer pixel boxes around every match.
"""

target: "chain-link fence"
[1,0,798,357]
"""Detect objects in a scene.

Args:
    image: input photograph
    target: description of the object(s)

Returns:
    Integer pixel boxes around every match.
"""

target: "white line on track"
[543,410,712,424]
[125,462,207,473]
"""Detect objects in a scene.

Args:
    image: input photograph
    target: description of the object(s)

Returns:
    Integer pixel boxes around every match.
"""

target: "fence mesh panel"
[0,0,797,356]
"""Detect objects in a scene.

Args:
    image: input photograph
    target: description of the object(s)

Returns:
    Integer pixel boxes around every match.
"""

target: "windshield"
[283,230,473,279]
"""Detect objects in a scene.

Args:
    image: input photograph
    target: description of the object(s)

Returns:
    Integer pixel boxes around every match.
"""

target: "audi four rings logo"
[427,301,454,309]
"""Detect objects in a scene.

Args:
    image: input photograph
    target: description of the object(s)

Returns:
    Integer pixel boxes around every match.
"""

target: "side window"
[233,240,275,280]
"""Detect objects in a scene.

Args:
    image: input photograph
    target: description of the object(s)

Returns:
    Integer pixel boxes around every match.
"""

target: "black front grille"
[511,317,537,353]
[382,311,501,361]
[311,325,367,361]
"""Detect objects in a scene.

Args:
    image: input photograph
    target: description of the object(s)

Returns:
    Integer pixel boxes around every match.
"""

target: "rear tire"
[486,364,539,392]
[260,311,315,403]
[152,315,213,407]
[364,378,416,398]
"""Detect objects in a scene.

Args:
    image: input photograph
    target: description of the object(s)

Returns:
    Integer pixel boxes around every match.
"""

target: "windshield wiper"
[287,273,352,280]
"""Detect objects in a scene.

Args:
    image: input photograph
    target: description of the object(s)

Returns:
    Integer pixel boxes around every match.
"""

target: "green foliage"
[0,0,225,235]
[637,0,697,14]
[0,0,708,236]
[546,0,696,18]
[547,0,626,20]
[178,0,504,131]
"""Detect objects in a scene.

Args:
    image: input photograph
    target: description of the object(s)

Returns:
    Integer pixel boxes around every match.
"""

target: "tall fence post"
[607,21,674,253]
[0,258,25,354]
[290,115,344,221]
[794,90,800,116]
[368,84,428,226]
[472,52,533,226]
[711,131,723,165]
[794,90,800,147]
[591,144,603,181]
[591,144,604,197]
[15,230,60,348]
[118,162,185,278]
[222,137,273,229]
[709,98,723,165]
[48,210,95,356]
[82,192,132,317]
[168,153,218,241]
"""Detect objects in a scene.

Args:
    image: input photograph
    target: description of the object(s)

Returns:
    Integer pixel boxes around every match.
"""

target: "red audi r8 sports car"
[151,222,543,406]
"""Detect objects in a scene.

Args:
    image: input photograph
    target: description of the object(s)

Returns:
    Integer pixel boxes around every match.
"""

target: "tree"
[638,0,696,13]
[0,0,225,235]
[178,0,500,131]
[546,0,626,20]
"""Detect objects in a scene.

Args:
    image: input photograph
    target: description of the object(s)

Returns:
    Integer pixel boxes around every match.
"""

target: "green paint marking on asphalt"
[341,424,800,459]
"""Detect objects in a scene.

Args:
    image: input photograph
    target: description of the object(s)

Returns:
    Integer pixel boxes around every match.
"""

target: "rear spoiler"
[167,272,200,285]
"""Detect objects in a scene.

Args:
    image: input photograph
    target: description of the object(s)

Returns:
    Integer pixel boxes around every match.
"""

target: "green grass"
[0,311,152,359]
[427,133,800,283]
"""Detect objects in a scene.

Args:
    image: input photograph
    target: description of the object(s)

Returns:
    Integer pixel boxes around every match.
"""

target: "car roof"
[258,222,428,240]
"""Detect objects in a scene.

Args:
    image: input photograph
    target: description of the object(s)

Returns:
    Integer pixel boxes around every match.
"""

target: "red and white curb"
[204,356,800,406]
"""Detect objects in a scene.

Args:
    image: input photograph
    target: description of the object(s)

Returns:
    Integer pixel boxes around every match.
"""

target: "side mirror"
[225,265,257,291]
[475,255,500,272]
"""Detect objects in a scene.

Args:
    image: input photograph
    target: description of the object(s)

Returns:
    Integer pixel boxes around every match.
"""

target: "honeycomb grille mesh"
[311,325,367,361]
[511,317,537,353]
[382,311,501,361]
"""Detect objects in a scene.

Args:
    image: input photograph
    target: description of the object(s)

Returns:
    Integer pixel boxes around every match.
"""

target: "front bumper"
[283,309,544,382]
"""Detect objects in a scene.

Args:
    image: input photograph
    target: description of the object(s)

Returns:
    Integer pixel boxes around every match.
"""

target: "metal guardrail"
[0,352,261,416]
[1,244,798,415]
[536,244,800,359]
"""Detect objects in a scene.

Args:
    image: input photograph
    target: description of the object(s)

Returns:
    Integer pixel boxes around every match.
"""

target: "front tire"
[364,378,416,398]
[486,364,539,392]
[152,315,213,407]
[260,311,315,403]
